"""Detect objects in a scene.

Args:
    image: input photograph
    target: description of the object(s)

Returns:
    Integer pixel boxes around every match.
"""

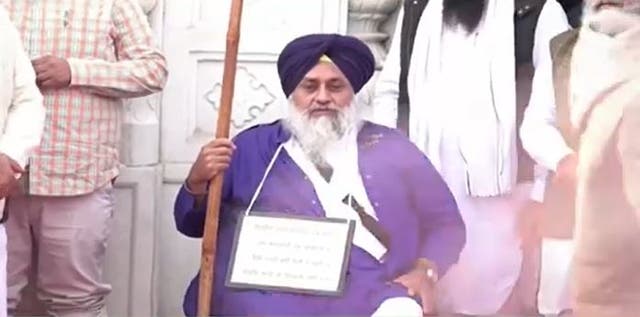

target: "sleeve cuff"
[548,146,574,172]
[67,58,92,87]
[181,183,208,211]
[183,181,208,196]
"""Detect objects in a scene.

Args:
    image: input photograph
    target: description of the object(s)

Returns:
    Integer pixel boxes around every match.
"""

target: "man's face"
[586,0,640,14]
[289,62,354,120]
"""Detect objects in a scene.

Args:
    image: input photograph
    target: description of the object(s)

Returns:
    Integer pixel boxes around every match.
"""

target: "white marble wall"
[106,0,402,316]
[107,0,162,316]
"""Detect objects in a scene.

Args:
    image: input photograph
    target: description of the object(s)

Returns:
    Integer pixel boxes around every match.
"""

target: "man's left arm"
[0,17,45,168]
[521,1,573,174]
[617,99,640,223]
[392,152,464,314]
[67,0,168,99]
[408,156,466,278]
[519,1,572,217]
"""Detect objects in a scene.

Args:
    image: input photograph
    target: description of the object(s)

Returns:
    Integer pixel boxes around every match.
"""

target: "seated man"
[174,34,466,316]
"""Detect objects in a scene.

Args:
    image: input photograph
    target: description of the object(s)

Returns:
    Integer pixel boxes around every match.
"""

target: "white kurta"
[520,2,574,314]
[429,27,530,314]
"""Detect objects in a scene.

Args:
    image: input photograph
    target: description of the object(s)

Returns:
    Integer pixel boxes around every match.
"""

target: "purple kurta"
[174,121,465,316]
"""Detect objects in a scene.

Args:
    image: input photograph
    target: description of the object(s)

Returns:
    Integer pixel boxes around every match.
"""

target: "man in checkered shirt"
[0,0,168,315]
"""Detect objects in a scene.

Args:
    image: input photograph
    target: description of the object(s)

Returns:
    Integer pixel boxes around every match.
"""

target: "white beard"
[283,100,360,167]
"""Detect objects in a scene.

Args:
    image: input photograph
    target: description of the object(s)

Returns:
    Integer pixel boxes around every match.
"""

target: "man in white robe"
[374,0,569,314]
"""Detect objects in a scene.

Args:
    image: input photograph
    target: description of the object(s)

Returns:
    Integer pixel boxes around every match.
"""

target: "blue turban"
[277,34,375,97]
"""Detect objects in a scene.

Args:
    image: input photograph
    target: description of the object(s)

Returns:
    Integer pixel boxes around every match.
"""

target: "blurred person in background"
[569,0,640,316]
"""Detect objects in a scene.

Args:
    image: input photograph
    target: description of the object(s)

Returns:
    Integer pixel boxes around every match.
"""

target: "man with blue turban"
[173,33,466,316]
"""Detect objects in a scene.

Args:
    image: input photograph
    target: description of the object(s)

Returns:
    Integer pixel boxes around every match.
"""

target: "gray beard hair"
[283,100,360,168]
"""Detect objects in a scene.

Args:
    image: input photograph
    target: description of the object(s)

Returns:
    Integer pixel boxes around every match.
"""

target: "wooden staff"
[197,0,244,316]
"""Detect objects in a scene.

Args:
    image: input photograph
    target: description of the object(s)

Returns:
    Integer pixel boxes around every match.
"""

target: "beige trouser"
[5,183,114,317]
[0,224,7,317]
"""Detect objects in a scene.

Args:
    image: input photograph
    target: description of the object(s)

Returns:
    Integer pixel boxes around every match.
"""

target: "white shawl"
[283,128,388,261]
[407,0,517,197]
[570,10,640,131]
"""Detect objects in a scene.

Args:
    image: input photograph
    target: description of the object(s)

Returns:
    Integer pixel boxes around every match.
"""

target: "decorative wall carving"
[203,66,277,131]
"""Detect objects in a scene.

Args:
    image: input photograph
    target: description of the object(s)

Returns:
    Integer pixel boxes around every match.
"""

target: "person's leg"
[5,195,38,314]
[538,238,574,316]
[0,224,7,317]
[498,183,541,315]
[437,189,526,315]
[36,184,115,317]
[500,238,541,315]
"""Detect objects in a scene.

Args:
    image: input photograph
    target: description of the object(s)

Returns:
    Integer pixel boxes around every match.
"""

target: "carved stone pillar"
[347,0,401,119]
[347,0,401,69]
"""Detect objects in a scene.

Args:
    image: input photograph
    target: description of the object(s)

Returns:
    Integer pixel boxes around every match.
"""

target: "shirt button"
[374,202,380,207]
[311,200,317,205]
[365,174,372,180]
